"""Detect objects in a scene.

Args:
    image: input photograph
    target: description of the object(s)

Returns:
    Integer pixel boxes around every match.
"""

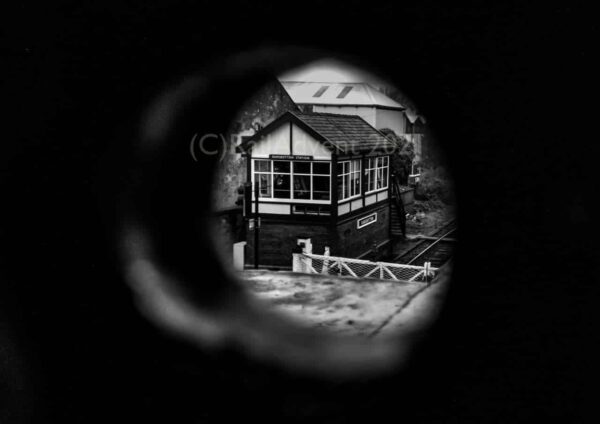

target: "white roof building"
[281,81,407,137]
[280,82,405,109]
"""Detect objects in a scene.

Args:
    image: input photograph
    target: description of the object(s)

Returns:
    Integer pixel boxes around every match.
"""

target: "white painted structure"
[250,122,332,160]
[241,111,394,218]
[281,82,406,136]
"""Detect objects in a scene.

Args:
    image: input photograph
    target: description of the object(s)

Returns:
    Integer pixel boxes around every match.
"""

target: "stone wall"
[212,80,299,210]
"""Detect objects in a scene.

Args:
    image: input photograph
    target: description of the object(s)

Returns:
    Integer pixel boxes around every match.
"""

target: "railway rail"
[393,220,456,268]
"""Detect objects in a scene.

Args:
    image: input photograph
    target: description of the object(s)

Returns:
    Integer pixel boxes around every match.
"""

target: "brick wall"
[335,204,390,260]
[245,221,331,267]
[245,203,390,267]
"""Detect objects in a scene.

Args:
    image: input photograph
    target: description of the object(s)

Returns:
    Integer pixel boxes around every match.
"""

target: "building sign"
[269,154,313,160]
[357,213,377,229]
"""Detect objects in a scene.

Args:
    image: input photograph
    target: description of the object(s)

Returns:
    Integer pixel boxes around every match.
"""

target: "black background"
[1,1,596,422]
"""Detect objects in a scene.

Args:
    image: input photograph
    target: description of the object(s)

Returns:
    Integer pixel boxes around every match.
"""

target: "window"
[253,160,330,201]
[293,162,310,199]
[254,160,272,197]
[273,161,291,199]
[337,86,353,98]
[410,161,420,176]
[313,85,329,98]
[292,205,331,216]
[337,159,361,200]
[312,162,331,200]
[366,156,389,193]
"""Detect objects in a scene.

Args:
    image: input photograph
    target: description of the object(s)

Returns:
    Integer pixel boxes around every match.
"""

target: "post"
[297,238,312,272]
[233,241,246,271]
[292,253,303,273]
[254,181,260,269]
[322,246,330,274]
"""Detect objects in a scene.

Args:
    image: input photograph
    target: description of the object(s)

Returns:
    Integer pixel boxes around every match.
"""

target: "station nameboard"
[357,213,377,229]
[269,154,313,160]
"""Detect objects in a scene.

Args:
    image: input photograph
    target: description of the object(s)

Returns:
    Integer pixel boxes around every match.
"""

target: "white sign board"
[357,213,377,229]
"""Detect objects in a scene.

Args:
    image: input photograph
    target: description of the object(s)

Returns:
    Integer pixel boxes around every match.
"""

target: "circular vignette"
[116,46,449,379]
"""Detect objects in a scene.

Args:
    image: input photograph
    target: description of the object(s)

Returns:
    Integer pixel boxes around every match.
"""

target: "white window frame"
[365,156,389,194]
[337,159,362,202]
[251,159,331,204]
[253,159,272,198]
[409,160,421,177]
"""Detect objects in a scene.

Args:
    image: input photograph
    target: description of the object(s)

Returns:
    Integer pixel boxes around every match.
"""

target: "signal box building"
[240,111,398,267]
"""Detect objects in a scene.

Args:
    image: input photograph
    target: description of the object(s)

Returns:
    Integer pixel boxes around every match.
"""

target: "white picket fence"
[292,252,437,282]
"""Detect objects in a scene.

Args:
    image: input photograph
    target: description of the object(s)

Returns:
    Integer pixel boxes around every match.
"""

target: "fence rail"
[293,253,437,282]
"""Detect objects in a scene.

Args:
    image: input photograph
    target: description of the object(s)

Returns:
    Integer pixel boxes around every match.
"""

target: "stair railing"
[390,173,407,237]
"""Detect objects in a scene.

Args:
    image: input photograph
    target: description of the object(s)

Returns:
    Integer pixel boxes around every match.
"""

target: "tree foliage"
[380,128,415,185]
[414,164,455,205]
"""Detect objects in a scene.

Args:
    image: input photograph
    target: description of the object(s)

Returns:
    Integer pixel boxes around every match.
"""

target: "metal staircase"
[390,174,406,238]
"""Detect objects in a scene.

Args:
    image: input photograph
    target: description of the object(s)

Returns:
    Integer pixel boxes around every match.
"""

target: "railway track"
[393,220,456,268]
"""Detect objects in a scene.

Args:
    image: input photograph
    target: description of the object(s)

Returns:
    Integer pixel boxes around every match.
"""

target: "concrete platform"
[240,267,450,338]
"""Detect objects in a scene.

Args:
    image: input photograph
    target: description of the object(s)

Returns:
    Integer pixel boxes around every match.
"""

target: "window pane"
[294,161,310,174]
[273,161,290,173]
[377,168,383,189]
[273,174,290,198]
[313,85,329,98]
[350,171,360,196]
[337,175,343,199]
[292,205,305,215]
[337,86,353,98]
[313,162,330,175]
[318,206,331,216]
[313,176,330,200]
[343,174,350,198]
[255,160,270,172]
[255,173,271,197]
[369,169,376,191]
[382,168,388,187]
[377,157,383,167]
[293,175,310,199]
[383,156,389,166]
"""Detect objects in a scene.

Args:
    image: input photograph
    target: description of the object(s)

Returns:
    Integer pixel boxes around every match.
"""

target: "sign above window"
[269,155,313,160]
[357,213,377,229]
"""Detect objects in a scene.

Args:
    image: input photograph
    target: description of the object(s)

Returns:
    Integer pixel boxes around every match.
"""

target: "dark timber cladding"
[242,111,397,267]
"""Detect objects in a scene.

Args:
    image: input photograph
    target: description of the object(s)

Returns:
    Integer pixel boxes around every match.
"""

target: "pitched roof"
[280,81,405,110]
[242,111,397,155]
[404,108,426,124]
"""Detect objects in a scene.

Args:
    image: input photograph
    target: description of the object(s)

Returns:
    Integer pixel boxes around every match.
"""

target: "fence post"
[322,246,330,274]
[292,253,303,273]
[233,241,246,271]
[379,263,384,279]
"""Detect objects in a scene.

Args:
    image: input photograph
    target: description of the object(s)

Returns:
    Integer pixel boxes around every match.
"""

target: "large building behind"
[281,81,407,136]
[281,81,431,176]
